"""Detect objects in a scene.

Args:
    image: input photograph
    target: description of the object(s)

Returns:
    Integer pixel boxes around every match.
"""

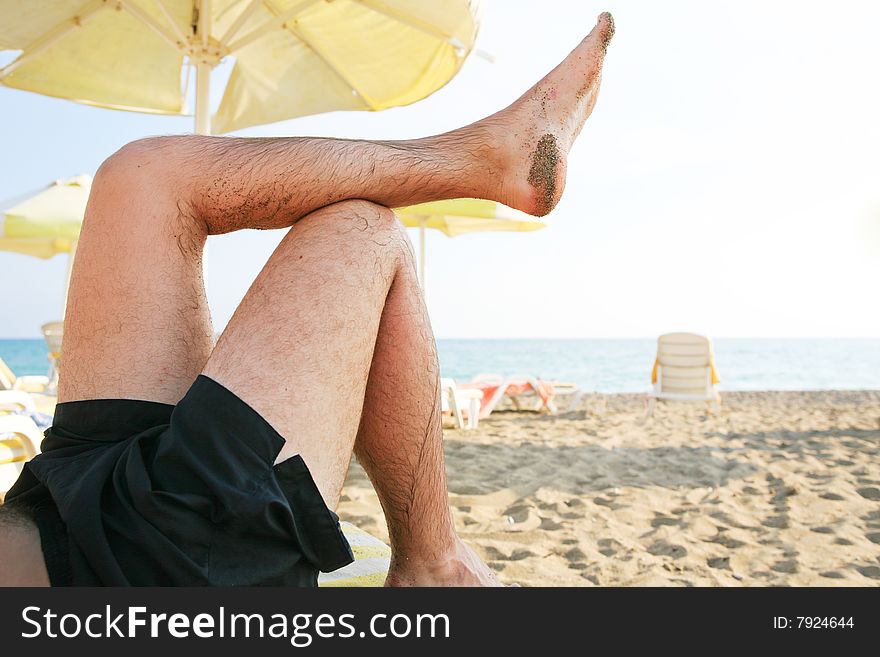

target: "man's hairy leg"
[48,14,615,586]
[202,201,501,585]
[353,251,501,586]
[62,11,614,405]
[118,13,614,231]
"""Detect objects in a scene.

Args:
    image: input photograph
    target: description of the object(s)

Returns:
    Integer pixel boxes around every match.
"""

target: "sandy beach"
[338,390,880,586]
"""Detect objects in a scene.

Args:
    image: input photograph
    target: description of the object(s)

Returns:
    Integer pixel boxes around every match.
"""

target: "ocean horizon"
[2,337,878,393]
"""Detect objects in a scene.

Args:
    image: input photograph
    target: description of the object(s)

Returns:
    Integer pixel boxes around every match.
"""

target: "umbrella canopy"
[1,175,90,316]
[0,175,89,259]
[394,198,546,288]
[0,0,483,135]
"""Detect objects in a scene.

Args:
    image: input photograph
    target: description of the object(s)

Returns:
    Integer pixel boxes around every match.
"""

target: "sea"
[2,338,878,393]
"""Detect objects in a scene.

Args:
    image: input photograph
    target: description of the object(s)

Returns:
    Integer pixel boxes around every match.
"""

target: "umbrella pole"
[194,60,212,136]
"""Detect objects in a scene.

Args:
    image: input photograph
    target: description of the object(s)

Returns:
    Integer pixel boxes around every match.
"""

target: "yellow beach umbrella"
[394,198,546,288]
[0,175,90,315]
[0,0,483,135]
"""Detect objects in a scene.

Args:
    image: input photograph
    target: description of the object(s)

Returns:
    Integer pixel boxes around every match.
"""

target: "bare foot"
[483,12,615,216]
[384,538,509,587]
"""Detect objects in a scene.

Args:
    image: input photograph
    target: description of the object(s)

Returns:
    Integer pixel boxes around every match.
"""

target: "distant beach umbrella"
[0,0,483,135]
[0,175,90,317]
[394,198,546,289]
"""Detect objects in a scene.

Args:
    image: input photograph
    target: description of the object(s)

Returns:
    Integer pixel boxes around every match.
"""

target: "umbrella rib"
[118,0,188,53]
[219,0,264,47]
[153,0,190,46]
[0,0,108,80]
[226,0,320,54]
[283,21,377,110]
[198,0,211,47]
[354,0,458,46]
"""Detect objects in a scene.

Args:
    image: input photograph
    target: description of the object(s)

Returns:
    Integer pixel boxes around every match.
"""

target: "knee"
[90,137,205,242]
[313,199,413,260]
[92,138,183,216]
[94,137,176,188]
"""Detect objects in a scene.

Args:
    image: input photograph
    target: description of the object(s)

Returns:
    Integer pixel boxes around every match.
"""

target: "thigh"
[203,200,410,507]
[59,149,213,405]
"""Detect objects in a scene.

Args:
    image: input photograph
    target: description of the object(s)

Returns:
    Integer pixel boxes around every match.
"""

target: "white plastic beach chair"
[440,378,483,430]
[0,390,37,413]
[0,357,49,393]
[41,320,64,394]
[645,332,721,419]
[0,414,42,497]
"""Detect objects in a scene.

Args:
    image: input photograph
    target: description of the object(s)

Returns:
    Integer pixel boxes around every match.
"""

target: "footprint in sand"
[857,487,880,501]
[810,526,835,534]
[855,565,880,580]
[761,476,795,529]
[771,559,798,574]
[503,504,532,523]
[762,515,789,529]
[539,517,564,530]
[710,533,747,549]
[651,514,682,528]
[820,492,846,501]
[820,571,845,579]
[506,549,537,561]
[597,537,623,557]
[647,540,687,559]
[481,544,537,562]
[564,547,588,570]
[707,556,730,570]
[863,511,880,529]
[482,546,507,561]
[865,532,880,545]
[592,496,624,510]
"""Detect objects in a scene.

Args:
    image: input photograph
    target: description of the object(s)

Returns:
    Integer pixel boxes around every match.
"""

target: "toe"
[587,12,615,50]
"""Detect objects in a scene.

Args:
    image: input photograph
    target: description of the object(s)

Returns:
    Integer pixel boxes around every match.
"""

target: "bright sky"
[2,0,879,338]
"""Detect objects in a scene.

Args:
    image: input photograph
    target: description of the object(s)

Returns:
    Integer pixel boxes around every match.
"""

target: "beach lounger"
[0,390,37,413]
[0,390,53,431]
[0,356,49,393]
[440,378,483,430]
[645,332,721,419]
[318,522,391,587]
[41,321,64,394]
[465,374,563,418]
[508,379,584,414]
[0,414,42,498]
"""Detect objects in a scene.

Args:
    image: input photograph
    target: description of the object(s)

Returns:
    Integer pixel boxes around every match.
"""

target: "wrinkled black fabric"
[6,375,353,586]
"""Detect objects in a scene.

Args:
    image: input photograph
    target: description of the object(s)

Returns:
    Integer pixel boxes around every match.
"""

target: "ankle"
[385,537,504,587]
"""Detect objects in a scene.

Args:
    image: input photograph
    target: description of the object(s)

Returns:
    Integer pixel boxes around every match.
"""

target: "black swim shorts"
[5,375,353,586]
